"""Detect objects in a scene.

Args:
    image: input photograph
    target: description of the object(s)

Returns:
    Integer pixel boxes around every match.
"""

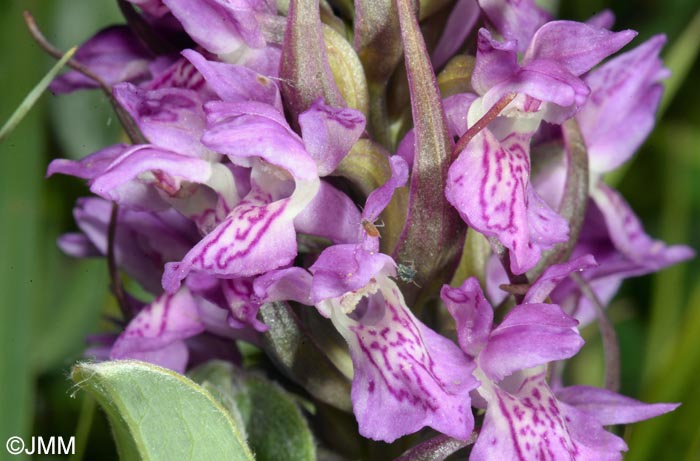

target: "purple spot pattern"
[473,373,582,461]
[448,129,537,273]
[336,280,476,442]
[111,288,205,365]
[162,185,297,291]
[447,128,568,273]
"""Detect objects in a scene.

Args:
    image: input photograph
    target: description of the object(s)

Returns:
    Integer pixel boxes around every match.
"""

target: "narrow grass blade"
[0,46,75,142]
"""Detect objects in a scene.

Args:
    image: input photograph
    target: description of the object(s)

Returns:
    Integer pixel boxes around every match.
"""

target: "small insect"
[397,261,420,287]
[361,218,381,238]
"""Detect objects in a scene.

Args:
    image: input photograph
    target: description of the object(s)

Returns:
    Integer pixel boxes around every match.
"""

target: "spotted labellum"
[39,0,693,459]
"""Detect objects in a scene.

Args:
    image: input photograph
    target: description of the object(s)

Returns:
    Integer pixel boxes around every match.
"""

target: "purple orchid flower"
[162,98,364,291]
[515,35,695,322]
[442,261,678,460]
[446,20,636,275]
[251,157,479,442]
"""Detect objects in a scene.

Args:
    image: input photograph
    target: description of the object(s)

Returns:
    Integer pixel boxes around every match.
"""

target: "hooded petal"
[87,144,225,214]
[480,303,583,381]
[329,276,477,442]
[471,29,519,96]
[202,101,319,181]
[50,26,151,93]
[110,287,206,373]
[162,0,268,54]
[523,21,637,76]
[577,35,668,173]
[254,267,313,305]
[182,48,283,110]
[113,83,215,159]
[310,244,396,305]
[294,181,361,244]
[298,99,366,176]
[441,277,494,356]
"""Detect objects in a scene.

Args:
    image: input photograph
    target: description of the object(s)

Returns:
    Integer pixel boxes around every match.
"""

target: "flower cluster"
[47,0,693,458]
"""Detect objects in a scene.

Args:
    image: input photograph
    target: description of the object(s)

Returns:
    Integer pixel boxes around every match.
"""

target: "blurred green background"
[0,0,698,459]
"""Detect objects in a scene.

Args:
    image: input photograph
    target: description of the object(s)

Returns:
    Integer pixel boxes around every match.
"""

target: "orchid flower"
[443,257,678,460]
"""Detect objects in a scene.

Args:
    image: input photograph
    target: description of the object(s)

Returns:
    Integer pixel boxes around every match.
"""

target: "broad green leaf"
[234,374,316,461]
[190,360,317,461]
[188,361,248,439]
[71,360,254,461]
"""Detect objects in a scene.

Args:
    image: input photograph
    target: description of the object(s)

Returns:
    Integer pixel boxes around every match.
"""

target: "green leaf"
[234,374,317,461]
[188,361,248,439]
[71,360,254,461]
[190,360,317,461]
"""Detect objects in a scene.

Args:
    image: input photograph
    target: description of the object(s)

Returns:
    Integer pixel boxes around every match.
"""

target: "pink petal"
[111,288,206,372]
[441,277,494,356]
[330,276,477,442]
[480,303,583,381]
[298,99,366,176]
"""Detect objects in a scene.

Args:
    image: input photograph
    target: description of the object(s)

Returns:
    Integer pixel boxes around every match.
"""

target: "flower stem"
[571,272,620,392]
[452,92,516,161]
